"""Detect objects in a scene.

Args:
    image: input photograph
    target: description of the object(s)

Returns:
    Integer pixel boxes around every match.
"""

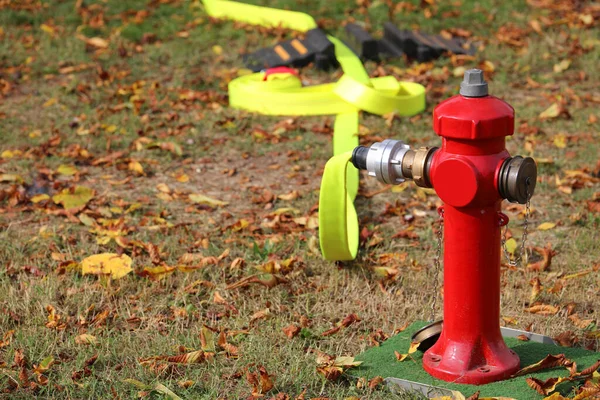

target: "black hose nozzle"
[351,146,369,170]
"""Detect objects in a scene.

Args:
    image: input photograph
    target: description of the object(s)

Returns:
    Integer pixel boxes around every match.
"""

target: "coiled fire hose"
[202,0,426,260]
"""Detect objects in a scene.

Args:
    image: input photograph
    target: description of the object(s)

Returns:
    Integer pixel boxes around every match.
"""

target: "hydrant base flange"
[423,340,520,385]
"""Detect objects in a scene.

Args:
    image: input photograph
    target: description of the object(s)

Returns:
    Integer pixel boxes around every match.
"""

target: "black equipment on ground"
[243,28,338,72]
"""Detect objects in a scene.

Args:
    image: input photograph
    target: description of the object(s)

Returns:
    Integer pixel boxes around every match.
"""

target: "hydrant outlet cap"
[460,69,488,98]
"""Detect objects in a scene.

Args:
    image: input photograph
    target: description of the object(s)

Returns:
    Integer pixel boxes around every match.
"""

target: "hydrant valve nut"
[460,68,489,98]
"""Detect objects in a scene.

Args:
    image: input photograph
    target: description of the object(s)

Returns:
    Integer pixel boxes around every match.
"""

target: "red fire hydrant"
[351,69,537,384]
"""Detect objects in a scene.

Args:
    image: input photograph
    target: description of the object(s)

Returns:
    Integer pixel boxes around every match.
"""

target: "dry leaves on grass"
[139,349,214,375]
[394,341,420,362]
[315,351,362,381]
[321,313,361,336]
[527,244,556,271]
[189,193,228,207]
[513,353,600,397]
[525,303,560,316]
[246,365,275,396]
[123,379,183,400]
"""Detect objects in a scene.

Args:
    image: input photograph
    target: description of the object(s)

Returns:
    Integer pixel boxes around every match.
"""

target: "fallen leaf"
[553,134,568,149]
[527,245,555,271]
[538,222,556,231]
[128,160,145,175]
[526,376,570,396]
[553,331,578,347]
[75,334,98,345]
[514,354,571,376]
[57,164,78,176]
[530,277,542,303]
[189,193,228,207]
[200,326,216,352]
[140,349,208,365]
[505,238,518,254]
[553,59,571,74]
[79,36,109,49]
[278,191,299,201]
[140,265,176,281]
[539,103,561,119]
[52,186,95,211]
[283,324,301,339]
[0,174,23,183]
[246,366,274,396]
[568,314,594,329]
[81,253,133,279]
[525,304,559,315]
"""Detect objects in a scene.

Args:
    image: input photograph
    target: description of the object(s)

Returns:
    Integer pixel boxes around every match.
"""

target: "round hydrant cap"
[460,69,488,98]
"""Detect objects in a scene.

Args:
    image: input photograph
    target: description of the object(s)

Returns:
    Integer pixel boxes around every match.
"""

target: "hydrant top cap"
[460,69,488,97]
[433,95,515,140]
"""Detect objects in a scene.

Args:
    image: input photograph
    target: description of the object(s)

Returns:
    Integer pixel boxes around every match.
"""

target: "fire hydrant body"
[351,69,537,385]
[422,84,519,384]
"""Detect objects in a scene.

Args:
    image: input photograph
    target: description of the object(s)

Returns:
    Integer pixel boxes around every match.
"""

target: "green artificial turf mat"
[352,321,600,399]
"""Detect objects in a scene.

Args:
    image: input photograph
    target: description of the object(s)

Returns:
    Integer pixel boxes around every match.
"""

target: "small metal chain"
[501,181,531,267]
[430,207,444,322]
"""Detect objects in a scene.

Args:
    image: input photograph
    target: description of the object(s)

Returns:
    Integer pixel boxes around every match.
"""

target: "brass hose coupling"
[352,139,438,188]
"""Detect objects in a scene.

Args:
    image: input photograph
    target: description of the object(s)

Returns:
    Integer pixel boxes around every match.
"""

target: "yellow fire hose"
[203,0,426,260]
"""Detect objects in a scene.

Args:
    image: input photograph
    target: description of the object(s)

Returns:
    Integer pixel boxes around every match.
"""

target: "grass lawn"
[0,0,599,399]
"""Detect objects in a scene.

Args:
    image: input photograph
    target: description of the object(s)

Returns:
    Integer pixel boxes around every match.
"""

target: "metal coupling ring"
[365,139,411,184]
[498,156,537,204]
[401,146,438,188]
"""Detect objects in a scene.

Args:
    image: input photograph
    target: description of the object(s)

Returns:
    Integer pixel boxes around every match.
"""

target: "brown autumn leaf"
[527,245,555,271]
[553,331,578,347]
[573,386,600,400]
[539,103,562,120]
[139,264,176,281]
[144,243,162,265]
[0,330,15,348]
[525,304,560,316]
[465,391,480,400]
[85,353,99,367]
[513,354,570,377]
[218,330,239,357]
[200,326,216,352]
[45,304,67,330]
[568,314,594,329]
[246,366,274,396]
[226,274,287,290]
[278,190,299,201]
[249,308,271,325]
[530,277,542,303]
[315,352,361,381]
[395,350,409,362]
[75,334,98,345]
[321,313,360,336]
[283,324,301,339]
[368,376,384,389]
[140,349,208,365]
[395,341,420,362]
[579,360,600,376]
[526,376,570,396]
[495,23,528,48]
